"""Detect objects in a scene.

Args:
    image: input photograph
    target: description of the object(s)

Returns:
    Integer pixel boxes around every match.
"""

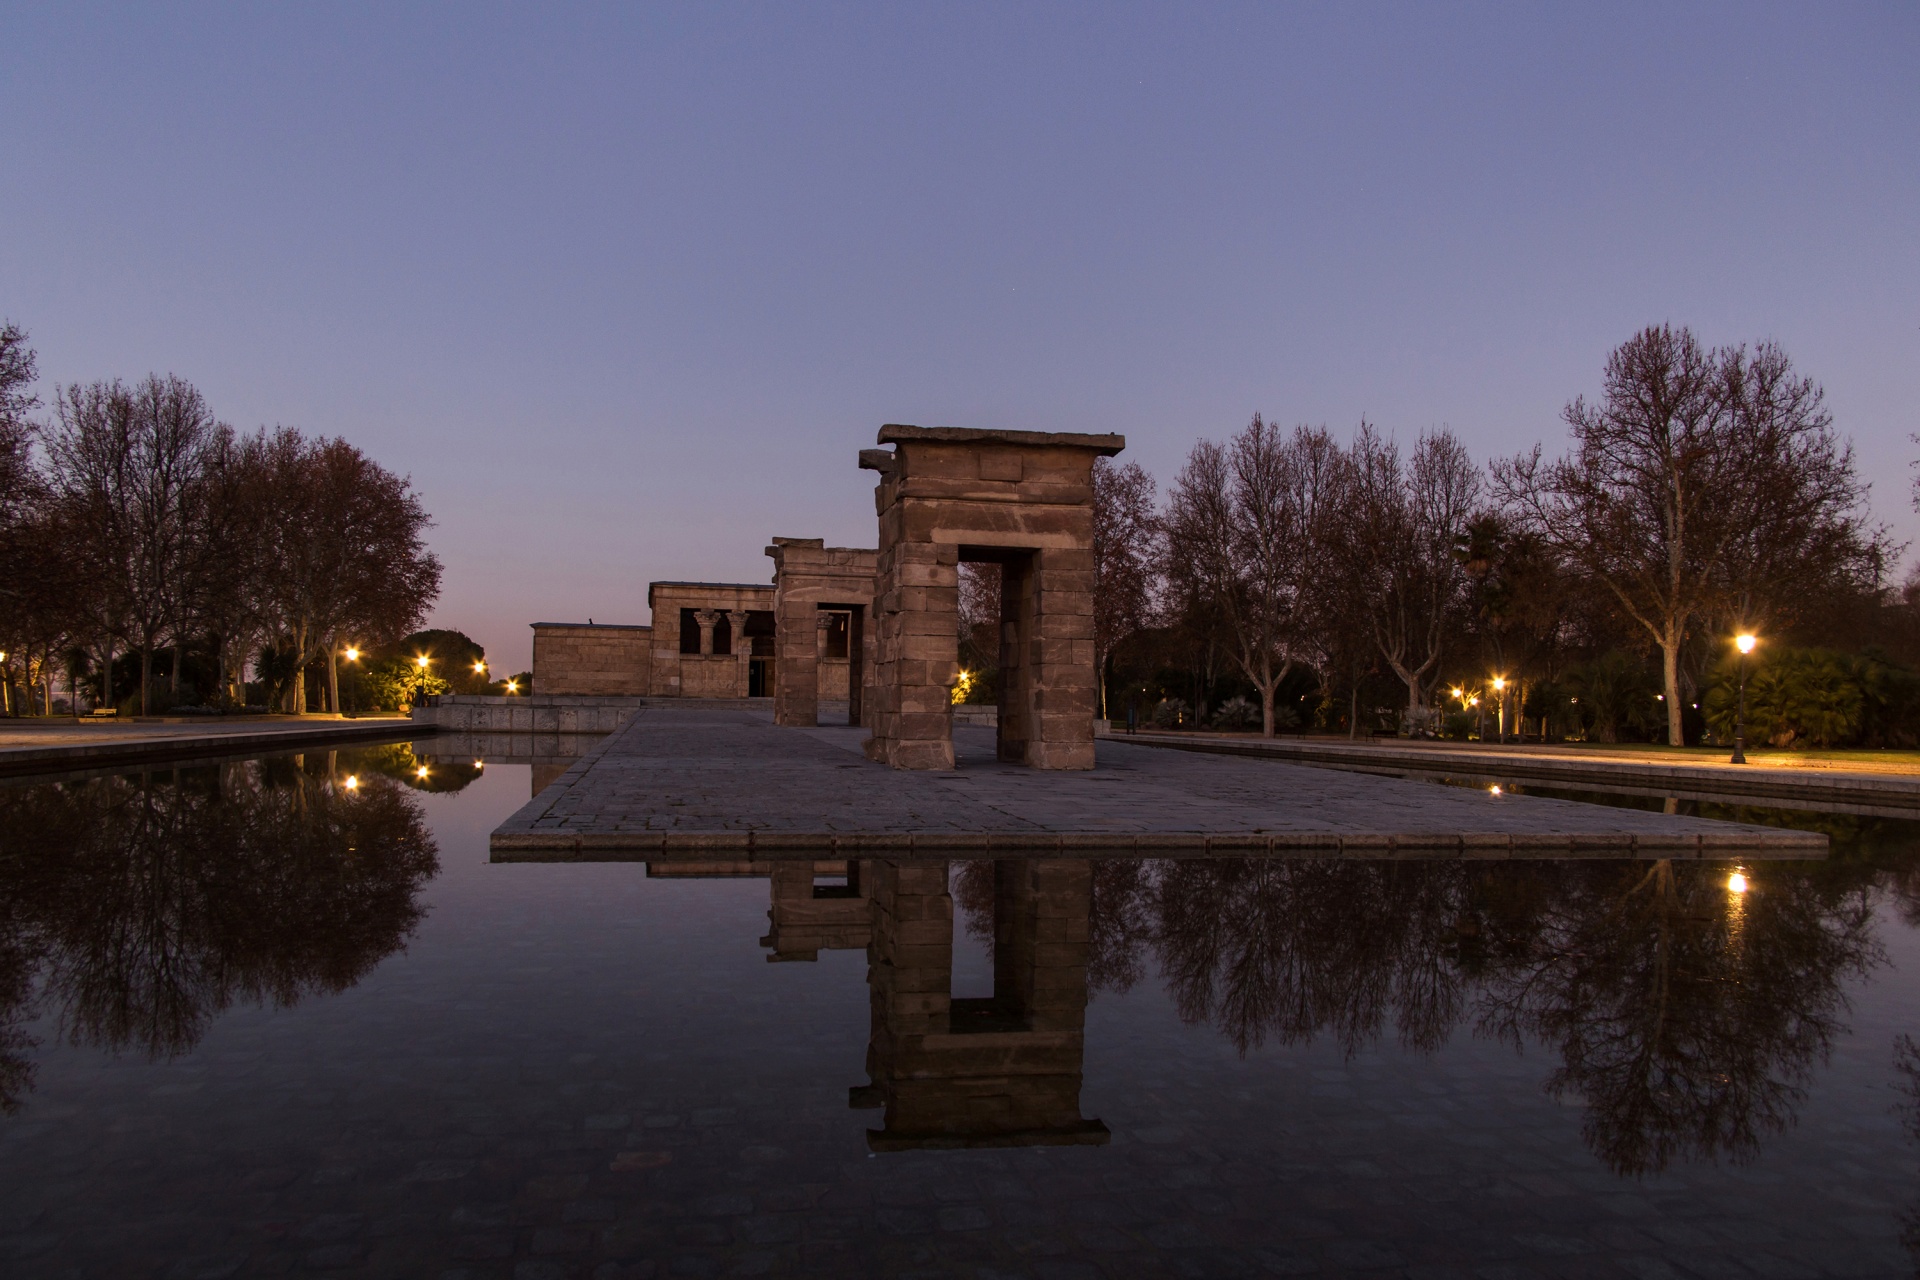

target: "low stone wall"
[412,694,767,733]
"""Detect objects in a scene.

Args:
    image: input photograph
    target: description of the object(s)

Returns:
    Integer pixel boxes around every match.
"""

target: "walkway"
[0,716,424,777]
[1113,731,1920,816]
[488,706,1823,858]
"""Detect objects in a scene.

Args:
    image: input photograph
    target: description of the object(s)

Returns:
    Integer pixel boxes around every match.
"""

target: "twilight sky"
[2,3,1915,672]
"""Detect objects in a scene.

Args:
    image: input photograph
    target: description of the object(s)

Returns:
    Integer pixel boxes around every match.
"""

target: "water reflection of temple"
[854,859,1108,1151]
[642,853,1108,1151]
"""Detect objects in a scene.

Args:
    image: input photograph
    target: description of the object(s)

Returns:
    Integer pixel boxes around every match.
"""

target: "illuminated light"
[344,647,360,662]
[416,766,429,779]
[1490,785,1503,796]
[473,760,484,769]
[1657,694,1665,700]
[1727,871,1749,894]
[1451,687,1465,700]
[344,775,359,789]
[473,661,487,674]
[1735,633,1757,655]
[416,655,431,668]
[504,679,519,694]
[1491,676,1506,692]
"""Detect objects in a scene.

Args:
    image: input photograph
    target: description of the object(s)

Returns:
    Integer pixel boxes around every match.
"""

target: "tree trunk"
[1661,628,1684,746]
[292,619,308,715]
[327,644,341,717]
[1349,684,1358,739]
[172,639,186,707]
[140,646,152,717]
[101,636,113,713]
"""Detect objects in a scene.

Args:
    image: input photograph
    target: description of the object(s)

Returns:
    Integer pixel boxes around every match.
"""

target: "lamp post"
[412,654,432,710]
[1491,676,1508,744]
[1731,633,1757,764]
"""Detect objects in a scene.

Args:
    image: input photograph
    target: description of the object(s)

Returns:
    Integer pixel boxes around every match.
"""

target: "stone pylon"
[765,538,878,728]
[859,425,1124,771]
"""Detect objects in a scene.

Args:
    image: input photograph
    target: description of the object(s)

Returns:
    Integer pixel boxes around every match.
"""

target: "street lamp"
[342,646,361,718]
[1491,676,1508,744]
[410,654,433,710]
[1731,633,1758,764]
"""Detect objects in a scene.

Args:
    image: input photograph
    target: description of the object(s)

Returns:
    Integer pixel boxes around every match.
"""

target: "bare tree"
[1091,458,1159,719]
[41,376,219,715]
[1498,326,1884,745]
[251,430,441,713]
[1346,424,1479,726]
[1166,417,1345,736]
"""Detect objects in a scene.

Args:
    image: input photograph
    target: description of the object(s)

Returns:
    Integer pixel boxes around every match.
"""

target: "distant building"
[531,581,775,699]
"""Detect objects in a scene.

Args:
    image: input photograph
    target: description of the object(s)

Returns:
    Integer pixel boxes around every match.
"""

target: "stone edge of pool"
[488,828,1826,860]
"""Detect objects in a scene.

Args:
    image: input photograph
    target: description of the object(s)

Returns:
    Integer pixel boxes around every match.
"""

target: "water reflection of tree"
[1121,857,1884,1177]
[356,741,483,793]
[0,756,437,1113]
[1477,860,1878,1175]
[1896,1034,1920,1265]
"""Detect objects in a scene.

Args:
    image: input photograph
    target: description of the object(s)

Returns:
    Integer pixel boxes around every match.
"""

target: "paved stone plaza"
[488,706,1823,857]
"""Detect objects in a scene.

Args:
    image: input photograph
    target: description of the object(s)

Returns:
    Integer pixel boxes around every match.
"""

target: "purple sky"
[3,4,1915,672]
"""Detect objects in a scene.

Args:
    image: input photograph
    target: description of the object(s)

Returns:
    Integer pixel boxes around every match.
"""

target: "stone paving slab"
[488,707,1825,858]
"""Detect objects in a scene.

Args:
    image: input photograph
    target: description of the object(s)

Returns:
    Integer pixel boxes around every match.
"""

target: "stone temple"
[528,426,1122,771]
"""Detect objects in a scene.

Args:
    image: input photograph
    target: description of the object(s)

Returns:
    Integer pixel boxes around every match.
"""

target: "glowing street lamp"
[1491,676,1509,744]
[504,678,520,695]
[344,774,359,790]
[1731,633,1758,764]
[341,646,361,718]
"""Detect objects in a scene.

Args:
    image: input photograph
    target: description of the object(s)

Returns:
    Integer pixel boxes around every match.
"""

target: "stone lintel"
[877,425,1125,455]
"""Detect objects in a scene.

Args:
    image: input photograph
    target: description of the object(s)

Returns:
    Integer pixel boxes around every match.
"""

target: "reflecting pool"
[2,746,1917,1278]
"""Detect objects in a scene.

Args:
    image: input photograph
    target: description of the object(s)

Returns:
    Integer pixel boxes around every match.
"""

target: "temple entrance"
[766,538,877,728]
[860,425,1124,770]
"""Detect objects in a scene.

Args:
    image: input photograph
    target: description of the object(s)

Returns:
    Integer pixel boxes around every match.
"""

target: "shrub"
[1703,648,1862,748]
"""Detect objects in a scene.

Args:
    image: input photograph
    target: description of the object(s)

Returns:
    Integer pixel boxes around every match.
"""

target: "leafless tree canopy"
[1495,325,1887,744]
[0,325,442,714]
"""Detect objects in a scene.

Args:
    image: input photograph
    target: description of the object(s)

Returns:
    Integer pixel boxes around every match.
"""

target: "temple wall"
[530,625,654,696]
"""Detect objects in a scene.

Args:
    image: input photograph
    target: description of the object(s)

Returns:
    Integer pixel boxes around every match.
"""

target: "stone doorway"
[767,538,878,728]
[860,425,1124,770]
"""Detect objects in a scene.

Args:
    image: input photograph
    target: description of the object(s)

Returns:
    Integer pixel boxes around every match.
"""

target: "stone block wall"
[646,582,773,699]
[859,426,1121,771]
[766,537,877,728]
[531,624,654,696]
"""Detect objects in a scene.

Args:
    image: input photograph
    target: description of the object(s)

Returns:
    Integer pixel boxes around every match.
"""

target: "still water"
[1,744,1917,1278]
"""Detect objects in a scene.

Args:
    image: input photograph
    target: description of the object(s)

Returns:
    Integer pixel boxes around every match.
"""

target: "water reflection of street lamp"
[1491,676,1508,744]
[1730,633,1758,764]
